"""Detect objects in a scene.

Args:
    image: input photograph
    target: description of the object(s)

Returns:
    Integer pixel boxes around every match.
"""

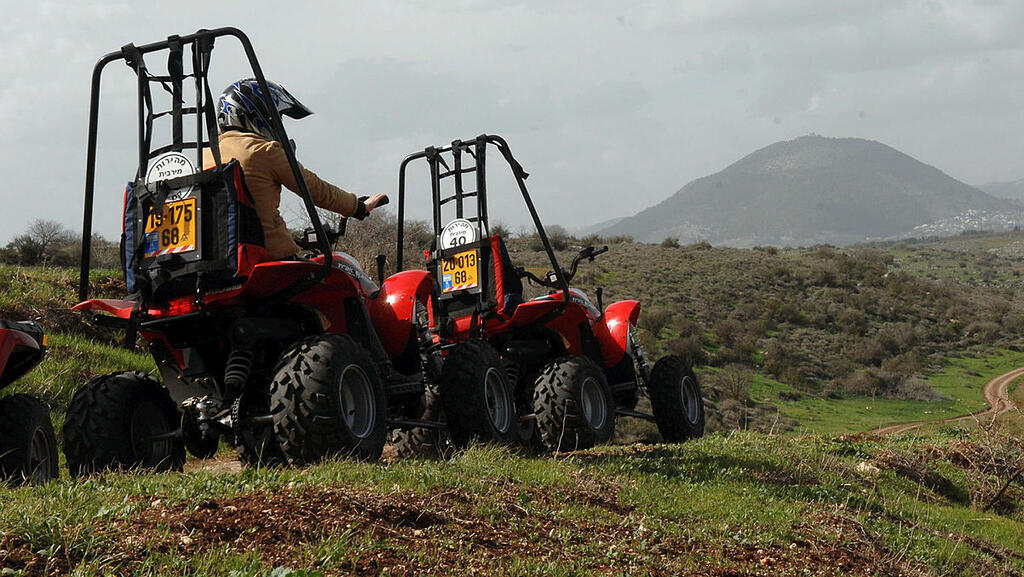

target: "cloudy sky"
[2,0,1023,244]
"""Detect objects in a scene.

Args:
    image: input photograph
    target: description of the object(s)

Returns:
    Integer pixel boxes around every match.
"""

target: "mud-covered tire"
[533,356,615,452]
[389,387,453,458]
[648,355,705,442]
[0,394,59,484]
[269,334,387,464]
[62,372,185,477]
[182,409,220,460]
[440,340,517,447]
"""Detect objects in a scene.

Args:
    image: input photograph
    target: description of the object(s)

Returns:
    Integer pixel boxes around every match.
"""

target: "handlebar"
[519,244,608,287]
[296,225,343,251]
[294,195,390,251]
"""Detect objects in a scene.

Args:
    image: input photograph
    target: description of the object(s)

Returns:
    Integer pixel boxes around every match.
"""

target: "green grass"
[1,242,1023,574]
[739,349,1024,434]
[1,435,1021,576]
[5,332,156,412]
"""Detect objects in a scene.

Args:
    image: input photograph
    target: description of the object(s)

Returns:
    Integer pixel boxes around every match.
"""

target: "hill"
[598,135,1017,247]
[978,178,1024,203]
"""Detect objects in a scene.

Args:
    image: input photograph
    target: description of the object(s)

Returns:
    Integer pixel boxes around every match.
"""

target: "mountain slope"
[600,135,1016,246]
[978,178,1024,202]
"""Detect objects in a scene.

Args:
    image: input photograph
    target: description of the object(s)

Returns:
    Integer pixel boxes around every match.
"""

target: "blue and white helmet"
[216,78,312,140]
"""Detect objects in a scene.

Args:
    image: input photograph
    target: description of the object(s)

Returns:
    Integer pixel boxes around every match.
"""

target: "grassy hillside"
[1,234,1023,575]
[505,231,1024,434]
[2,432,1023,576]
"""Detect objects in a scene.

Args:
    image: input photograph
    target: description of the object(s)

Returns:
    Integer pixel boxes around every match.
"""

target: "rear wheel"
[533,356,615,452]
[269,334,387,464]
[63,372,185,477]
[0,393,59,484]
[441,340,516,447]
[648,355,705,441]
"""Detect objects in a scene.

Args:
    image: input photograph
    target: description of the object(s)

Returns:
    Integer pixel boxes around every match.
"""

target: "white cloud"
[0,0,1022,243]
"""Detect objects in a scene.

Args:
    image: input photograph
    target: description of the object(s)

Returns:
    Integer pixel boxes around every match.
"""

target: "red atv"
[67,28,491,474]
[396,135,705,451]
[0,321,58,484]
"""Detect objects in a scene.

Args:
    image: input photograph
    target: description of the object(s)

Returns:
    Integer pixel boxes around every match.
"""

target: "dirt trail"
[871,366,1024,435]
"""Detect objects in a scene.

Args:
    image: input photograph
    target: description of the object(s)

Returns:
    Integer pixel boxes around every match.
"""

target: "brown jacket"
[203,131,360,259]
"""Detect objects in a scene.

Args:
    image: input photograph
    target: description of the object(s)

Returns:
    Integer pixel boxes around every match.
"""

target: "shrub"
[642,307,674,339]
[664,336,708,367]
[715,364,752,403]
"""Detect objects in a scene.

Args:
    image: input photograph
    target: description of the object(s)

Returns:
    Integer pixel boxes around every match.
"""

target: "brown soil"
[1,476,934,577]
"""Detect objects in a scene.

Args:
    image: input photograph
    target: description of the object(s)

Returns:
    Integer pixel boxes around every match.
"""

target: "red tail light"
[147,297,200,318]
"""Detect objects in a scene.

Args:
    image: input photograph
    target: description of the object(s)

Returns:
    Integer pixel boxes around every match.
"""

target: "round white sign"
[145,152,197,201]
[439,218,478,249]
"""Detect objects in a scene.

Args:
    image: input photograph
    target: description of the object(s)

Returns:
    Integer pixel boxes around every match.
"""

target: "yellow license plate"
[144,198,197,258]
[440,249,479,293]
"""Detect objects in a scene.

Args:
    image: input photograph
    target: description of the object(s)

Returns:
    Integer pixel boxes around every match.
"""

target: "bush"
[714,364,752,403]
[642,307,674,339]
[664,336,708,367]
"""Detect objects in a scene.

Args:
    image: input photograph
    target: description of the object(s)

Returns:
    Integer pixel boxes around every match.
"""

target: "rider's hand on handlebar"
[363,194,389,213]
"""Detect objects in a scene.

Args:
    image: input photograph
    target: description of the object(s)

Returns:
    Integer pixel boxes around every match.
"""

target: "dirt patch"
[182,453,244,474]
[0,480,955,576]
[0,541,72,577]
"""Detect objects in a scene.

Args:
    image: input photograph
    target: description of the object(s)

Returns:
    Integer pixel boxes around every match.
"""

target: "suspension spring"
[629,324,651,387]
[415,301,444,385]
[223,349,256,399]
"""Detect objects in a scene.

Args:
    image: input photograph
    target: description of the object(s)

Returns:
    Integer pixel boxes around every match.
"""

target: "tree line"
[1,219,119,268]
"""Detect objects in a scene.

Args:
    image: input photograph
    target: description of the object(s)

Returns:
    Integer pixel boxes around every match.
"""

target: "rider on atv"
[204,78,387,259]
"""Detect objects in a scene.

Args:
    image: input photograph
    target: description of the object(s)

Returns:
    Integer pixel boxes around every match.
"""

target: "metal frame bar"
[79,27,333,302]
[395,134,570,303]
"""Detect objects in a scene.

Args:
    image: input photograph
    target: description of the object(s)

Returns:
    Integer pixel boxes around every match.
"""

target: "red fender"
[72,298,136,318]
[599,300,641,367]
[367,270,433,358]
[0,328,41,386]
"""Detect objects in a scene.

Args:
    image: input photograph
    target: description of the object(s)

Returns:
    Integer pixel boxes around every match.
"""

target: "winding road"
[871,366,1024,435]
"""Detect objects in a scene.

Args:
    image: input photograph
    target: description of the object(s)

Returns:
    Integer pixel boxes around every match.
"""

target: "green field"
[3,433,1023,576]
[741,350,1024,434]
[2,232,1024,575]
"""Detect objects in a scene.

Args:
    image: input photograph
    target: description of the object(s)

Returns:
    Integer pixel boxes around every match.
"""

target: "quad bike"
[67,28,500,475]
[396,135,706,452]
[0,321,59,484]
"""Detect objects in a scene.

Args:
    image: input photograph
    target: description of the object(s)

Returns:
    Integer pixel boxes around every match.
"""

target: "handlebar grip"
[377,195,390,207]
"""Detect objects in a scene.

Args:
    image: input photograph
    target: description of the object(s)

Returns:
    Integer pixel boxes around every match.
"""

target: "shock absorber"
[629,324,651,387]
[223,348,256,399]
[414,300,444,384]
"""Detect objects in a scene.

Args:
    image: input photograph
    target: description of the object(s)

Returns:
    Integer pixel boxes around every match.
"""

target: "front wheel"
[533,356,615,452]
[648,355,705,442]
[0,393,59,484]
[441,340,517,447]
[62,372,185,477]
[269,334,387,464]
[388,387,453,458]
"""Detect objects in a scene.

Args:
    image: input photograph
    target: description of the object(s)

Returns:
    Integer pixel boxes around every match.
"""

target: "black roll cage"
[395,134,571,309]
[78,27,334,302]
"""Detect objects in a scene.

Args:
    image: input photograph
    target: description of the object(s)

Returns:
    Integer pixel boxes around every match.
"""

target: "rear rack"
[396,134,570,337]
[397,135,566,289]
[79,27,335,304]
